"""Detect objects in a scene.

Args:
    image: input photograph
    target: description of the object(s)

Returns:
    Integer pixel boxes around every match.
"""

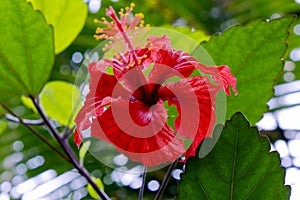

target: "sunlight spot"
[21,170,80,200]
[147,180,160,191]
[284,130,298,140]
[12,175,26,186]
[26,155,45,169]
[275,106,300,130]
[279,92,300,107]
[281,156,292,168]
[72,52,83,64]
[293,156,300,168]
[271,13,281,19]
[89,0,101,13]
[1,171,13,181]
[274,140,289,158]
[91,170,102,178]
[113,154,128,166]
[103,174,113,185]
[171,169,183,180]
[15,163,27,175]
[70,177,87,190]
[3,152,23,169]
[284,61,296,71]
[0,193,9,200]
[0,181,12,193]
[288,140,300,157]
[72,187,88,200]
[172,18,187,27]
[285,167,300,185]
[121,173,134,186]
[283,72,295,82]
[12,141,24,152]
[274,80,300,96]
[16,179,37,195]
[256,112,277,130]
[60,64,71,75]
[290,48,300,61]
[290,185,300,200]
[129,177,142,189]
[294,24,300,35]
[48,185,70,199]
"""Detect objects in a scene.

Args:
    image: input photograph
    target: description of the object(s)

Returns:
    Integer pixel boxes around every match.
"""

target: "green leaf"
[0,0,54,102]
[27,0,88,54]
[0,106,5,117]
[79,140,91,166]
[87,176,105,199]
[21,95,37,113]
[161,25,210,43]
[39,81,82,127]
[0,120,8,135]
[200,16,295,125]
[177,112,290,200]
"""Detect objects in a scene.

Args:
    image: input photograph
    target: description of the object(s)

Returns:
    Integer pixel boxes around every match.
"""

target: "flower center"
[132,83,161,106]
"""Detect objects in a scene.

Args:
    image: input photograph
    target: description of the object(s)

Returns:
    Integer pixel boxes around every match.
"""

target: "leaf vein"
[20,3,34,92]
[0,50,28,93]
[195,175,210,200]
[230,123,239,200]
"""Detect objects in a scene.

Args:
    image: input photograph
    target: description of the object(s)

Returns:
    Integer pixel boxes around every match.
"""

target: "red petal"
[197,64,238,96]
[74,129,82,148]
[91,100,185,166]
[158,76,220,159]
[148,49,198,84]
[118,66,148,99]
[74,61,129,146]
[147,35,171,51]
[146,35,237,96]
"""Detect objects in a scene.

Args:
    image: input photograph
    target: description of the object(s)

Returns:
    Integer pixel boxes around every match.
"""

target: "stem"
[5,114,44,125]
[0,103,71,163]
[63,125,75,140]
[154,160,178,200]
[29,96,111,200]
[138,165,147,200]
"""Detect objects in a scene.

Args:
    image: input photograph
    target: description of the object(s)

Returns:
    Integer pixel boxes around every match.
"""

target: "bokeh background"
[1,0,300,199]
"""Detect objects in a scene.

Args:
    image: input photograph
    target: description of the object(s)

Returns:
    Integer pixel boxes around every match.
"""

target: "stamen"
[93,4,150,65]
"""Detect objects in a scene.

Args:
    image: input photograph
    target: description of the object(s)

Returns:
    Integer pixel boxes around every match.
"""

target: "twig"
[5,114,44,125]
[63,125,75,140]
[138,165,147,200]
[29,95,111,200]
[154,160,178,200]
[0,103,71,164]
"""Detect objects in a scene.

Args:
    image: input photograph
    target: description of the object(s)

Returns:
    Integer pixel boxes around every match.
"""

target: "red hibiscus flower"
[74,4,237,167]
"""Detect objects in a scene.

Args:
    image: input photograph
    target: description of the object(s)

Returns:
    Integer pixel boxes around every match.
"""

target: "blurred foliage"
[39,81,82,127]
[27,0,88,54]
